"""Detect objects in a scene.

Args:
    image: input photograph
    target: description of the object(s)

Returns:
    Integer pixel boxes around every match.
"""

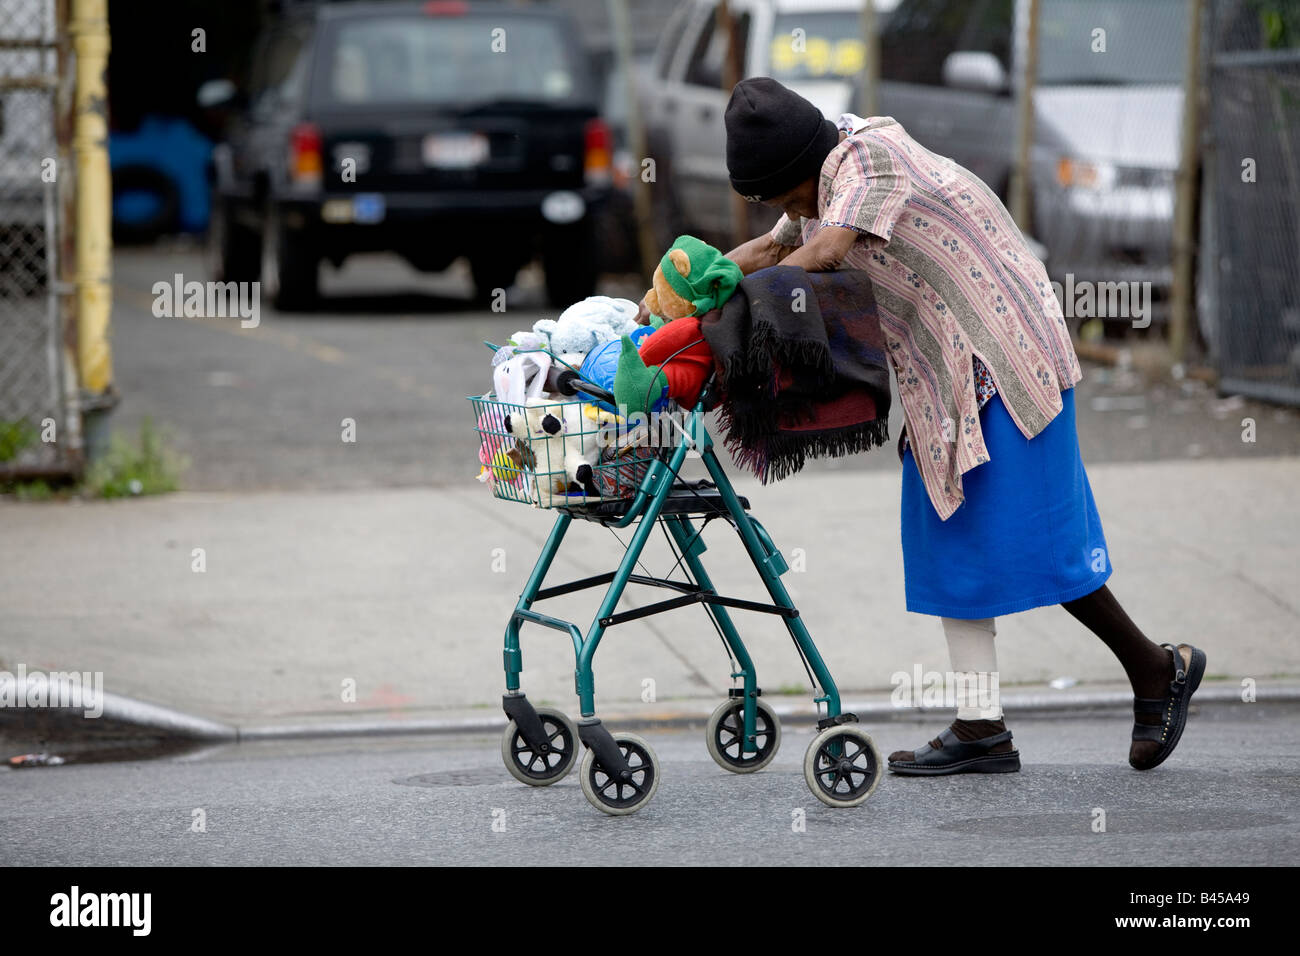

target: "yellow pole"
[70,0,112,396]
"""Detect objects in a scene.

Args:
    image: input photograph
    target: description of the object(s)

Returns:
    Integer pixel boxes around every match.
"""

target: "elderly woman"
[717,77,1204,775]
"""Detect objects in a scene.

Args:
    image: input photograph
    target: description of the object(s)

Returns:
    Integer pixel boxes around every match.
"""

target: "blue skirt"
[901,387,1111,618]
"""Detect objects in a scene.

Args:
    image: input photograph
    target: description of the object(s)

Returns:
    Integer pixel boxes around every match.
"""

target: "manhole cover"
[394,768,509,788]
[938,809,1287,836]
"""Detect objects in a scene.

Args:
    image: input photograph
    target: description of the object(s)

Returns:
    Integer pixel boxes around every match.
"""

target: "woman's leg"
[888,617,1015,767]
[1061,583,1188,765]
[939,616,1013,748]
[942,616,1004,722]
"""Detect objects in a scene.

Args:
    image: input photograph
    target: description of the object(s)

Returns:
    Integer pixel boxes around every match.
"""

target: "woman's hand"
[725,234,794,275]
[778,224,858,273]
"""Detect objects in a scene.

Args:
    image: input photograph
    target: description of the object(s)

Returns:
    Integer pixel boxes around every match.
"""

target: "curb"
[244,683,1288,739]
[4,680,1295,746]
[0,672,236,742]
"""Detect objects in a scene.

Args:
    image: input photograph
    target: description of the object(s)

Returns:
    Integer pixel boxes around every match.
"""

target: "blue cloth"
[901,387,1111,618]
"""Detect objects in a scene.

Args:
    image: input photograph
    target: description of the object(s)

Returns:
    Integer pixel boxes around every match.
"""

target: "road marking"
[304,343,346,364]
[114,283,427,397]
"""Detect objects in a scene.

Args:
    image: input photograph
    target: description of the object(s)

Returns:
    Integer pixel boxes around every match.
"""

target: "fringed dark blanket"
[700,265,891,482]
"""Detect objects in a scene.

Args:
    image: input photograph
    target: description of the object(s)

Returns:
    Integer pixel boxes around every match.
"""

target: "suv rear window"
[314,14,592,107]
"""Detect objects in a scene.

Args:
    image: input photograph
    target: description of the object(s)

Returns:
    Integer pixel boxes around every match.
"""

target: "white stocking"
[940,616,1003,720]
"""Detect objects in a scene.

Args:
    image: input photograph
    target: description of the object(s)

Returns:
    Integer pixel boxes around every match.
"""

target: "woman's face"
[762,177,820,222]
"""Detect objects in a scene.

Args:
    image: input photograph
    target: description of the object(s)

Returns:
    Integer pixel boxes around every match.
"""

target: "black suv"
[203,0,612,309]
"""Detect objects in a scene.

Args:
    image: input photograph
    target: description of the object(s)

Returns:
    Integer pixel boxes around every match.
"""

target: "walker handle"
[553,370,617,407]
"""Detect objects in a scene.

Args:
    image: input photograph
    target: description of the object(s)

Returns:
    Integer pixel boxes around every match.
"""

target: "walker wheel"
[705,698,781,773]
[580,732,660,815]
[803,725,882,808]
[501,707,579,786]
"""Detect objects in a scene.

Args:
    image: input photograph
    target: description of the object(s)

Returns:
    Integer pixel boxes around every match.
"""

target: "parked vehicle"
[870,0,1187,318]
[110,116,213,243]
[550,0,682,272]
[201,0,614,309]
[643,0,901,250]
[646,0,1186,320]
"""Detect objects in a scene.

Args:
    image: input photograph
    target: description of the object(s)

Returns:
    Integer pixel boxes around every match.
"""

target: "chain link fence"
[0,0,72,476]
[1203,0,1300,405]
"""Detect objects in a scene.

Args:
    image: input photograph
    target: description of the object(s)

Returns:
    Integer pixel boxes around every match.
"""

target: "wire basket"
[470,394,662,508]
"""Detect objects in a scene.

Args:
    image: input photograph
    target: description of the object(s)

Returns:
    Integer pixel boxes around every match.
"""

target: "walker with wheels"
[470,370,881,815]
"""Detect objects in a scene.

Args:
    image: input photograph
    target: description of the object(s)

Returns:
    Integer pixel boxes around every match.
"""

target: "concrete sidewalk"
[2,456,1298,734]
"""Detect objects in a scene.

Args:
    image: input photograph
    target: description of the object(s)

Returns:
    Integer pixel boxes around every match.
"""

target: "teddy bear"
[531,295,640,356]
[503,398,628,504]
[503,398,570,507]
[612,235,742,416]
[642,237,727,322]
[561,402,615,498]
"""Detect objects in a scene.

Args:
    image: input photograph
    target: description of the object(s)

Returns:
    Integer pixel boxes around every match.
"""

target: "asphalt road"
[108,245,1300,491]
[2,703,1296,866]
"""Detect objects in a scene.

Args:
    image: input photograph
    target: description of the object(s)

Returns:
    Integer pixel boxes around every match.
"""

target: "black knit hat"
[725,77,840,202]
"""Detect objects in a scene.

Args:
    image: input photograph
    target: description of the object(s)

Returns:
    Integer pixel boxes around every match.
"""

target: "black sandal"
[888,727,1021,776]
[1130,642,1206,771]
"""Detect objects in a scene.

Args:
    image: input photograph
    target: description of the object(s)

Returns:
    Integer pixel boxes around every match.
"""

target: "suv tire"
[263,202,318,312]
[208,197,261,284]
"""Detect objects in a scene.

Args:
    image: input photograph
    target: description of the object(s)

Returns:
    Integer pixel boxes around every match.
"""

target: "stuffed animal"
[560,402,625,497]
[614,236,742,416]
[476,409,506,459]
[642,236,738,322]
[504,398,569,506]
[561,403,600,497]
[532,296,640,355]
[478,445,527,488]
[493,350,553,407]
[491,330,549,368]
[614,317,717,415]
[476,407,523,489]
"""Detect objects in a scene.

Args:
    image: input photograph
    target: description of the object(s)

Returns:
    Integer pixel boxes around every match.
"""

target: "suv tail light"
[584,118,612,186]
[289,123,323,185]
